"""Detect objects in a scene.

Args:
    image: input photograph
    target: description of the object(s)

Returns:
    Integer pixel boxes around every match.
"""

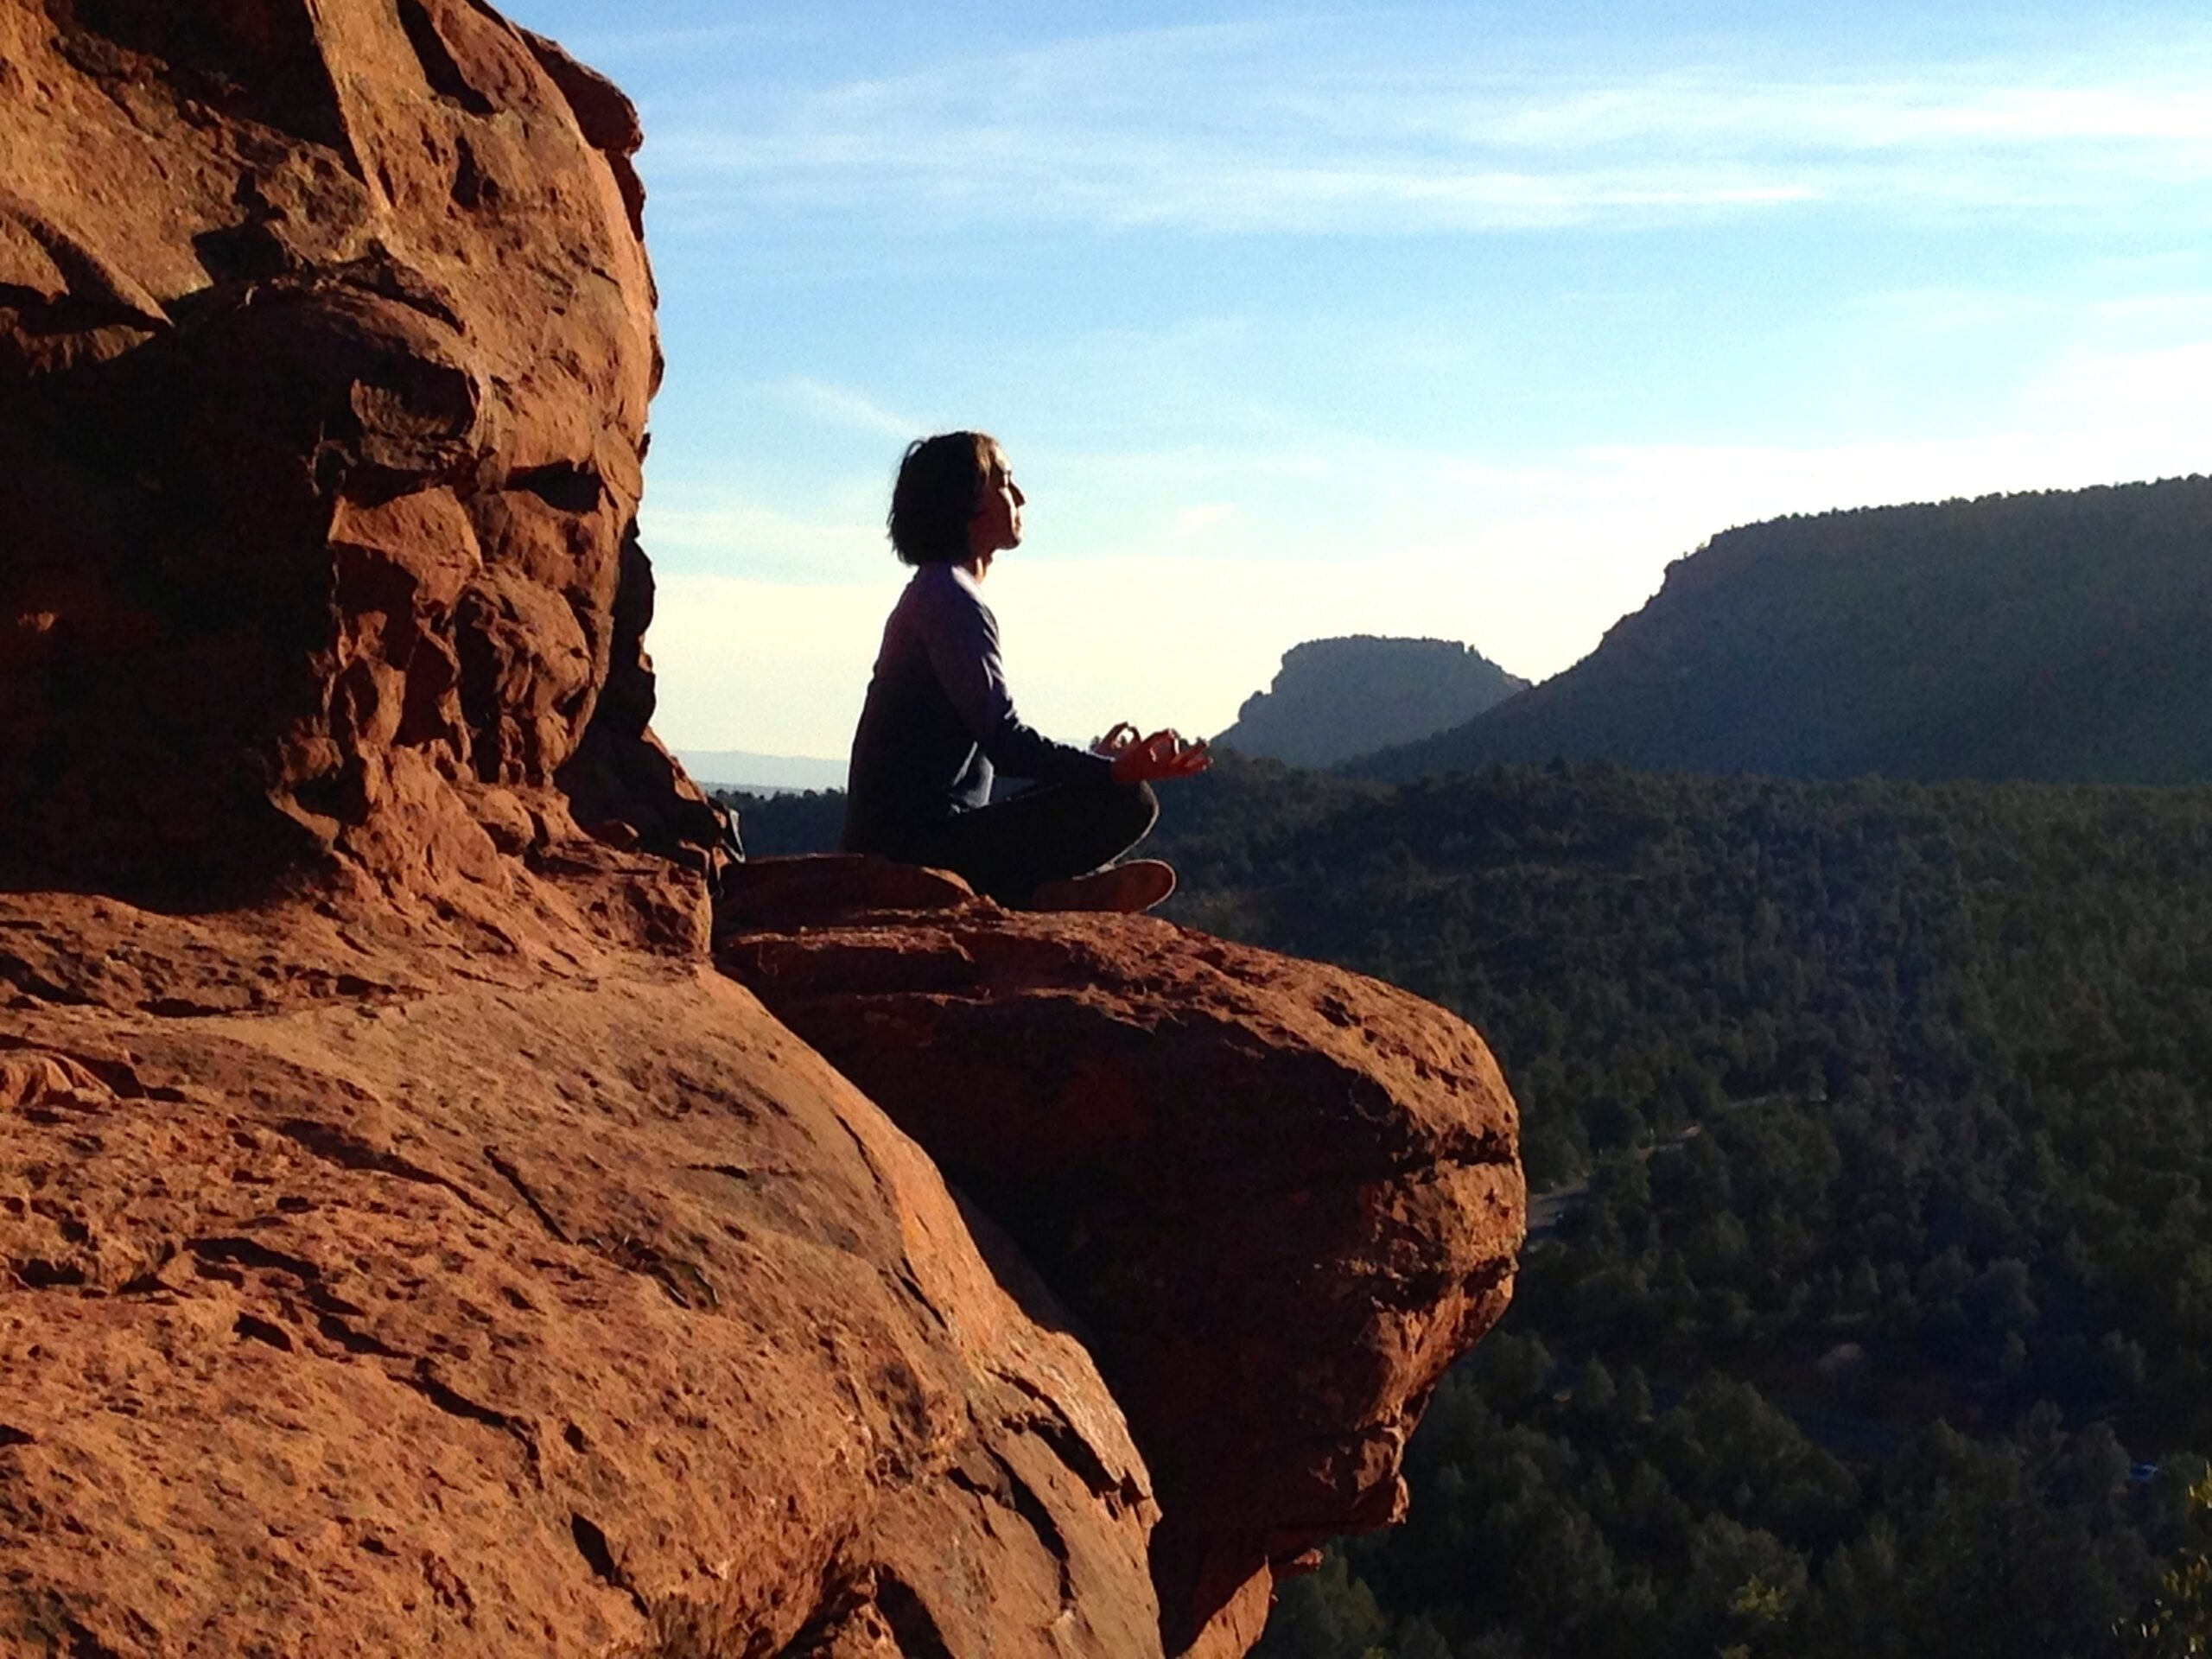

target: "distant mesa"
[680,748,847,793]
[1353,476,2212,788]
[1212,636,1529,769]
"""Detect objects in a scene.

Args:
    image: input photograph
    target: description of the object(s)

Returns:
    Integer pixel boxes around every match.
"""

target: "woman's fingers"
[1170,738,1211,774]
[1108,727,1211,780]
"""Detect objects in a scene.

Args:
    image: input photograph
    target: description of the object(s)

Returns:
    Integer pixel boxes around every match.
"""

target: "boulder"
[717,861,1525,1656]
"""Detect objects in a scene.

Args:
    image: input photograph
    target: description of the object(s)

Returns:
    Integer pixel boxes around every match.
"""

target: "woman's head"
[887,431,1022,565]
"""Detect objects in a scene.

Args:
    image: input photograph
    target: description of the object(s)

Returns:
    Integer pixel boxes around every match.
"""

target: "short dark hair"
[887,431,1004,565]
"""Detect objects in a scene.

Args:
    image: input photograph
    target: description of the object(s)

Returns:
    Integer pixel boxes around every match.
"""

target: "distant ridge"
[1354,476,2212,786]
[1214,636,1529,768]
[680,749,847,793]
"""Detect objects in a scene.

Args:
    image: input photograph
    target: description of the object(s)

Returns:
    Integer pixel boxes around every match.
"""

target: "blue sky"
[503,0,2212,760]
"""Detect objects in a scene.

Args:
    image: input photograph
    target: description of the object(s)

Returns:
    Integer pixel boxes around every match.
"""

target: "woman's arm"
[917,576,1114,785]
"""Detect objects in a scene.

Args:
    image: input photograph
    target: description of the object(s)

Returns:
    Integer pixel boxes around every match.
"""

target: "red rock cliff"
[0,5,1524,1656]
[0,0,710,899]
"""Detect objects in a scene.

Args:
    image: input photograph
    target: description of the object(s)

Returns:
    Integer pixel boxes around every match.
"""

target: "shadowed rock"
[718,860,1525,1657]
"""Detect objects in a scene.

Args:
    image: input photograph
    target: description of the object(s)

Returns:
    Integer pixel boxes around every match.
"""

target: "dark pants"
[902,779,1159,906]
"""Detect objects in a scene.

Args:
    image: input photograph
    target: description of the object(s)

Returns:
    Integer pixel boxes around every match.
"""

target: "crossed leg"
[904,779,1160,907]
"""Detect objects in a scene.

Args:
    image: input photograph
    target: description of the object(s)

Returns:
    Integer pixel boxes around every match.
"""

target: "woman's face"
[967,451,1025,558]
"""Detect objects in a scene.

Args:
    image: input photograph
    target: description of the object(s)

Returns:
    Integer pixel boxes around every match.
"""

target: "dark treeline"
[720,760,2212,1653]
[719,787,845,858]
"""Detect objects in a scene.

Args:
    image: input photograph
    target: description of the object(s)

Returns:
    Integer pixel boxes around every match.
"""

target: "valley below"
[736,754,2212,1657]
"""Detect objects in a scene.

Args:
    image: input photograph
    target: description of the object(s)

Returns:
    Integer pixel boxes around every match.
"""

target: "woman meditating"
[840,431,1211,912]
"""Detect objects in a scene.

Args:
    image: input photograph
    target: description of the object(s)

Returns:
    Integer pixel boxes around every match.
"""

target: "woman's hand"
[1109,728,1212,784]
[1091,721,1140,759]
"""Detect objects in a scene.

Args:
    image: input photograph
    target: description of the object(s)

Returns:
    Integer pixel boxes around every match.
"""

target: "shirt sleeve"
[918,579,1116,786]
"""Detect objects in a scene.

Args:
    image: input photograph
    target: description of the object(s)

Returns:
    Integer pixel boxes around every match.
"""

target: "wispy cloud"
[640,489,882,580]
[772,376,918,437]
[1164,501,1236,543]
[637,18,2212,236]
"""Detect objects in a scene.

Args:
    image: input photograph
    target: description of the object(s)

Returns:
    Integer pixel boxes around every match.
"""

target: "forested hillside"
[719,757,2212,1653]
[1147,755,2212,1656]
[1356,477,2212,787]
[1214,636,1527,766]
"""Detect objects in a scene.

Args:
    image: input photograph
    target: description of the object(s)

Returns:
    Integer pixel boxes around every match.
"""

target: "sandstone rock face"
[0,0,717,896]
[0,7,1526,1656]
[0,3,1170,1649]
[0,892,1163,1656]
[717,864,1525,1657]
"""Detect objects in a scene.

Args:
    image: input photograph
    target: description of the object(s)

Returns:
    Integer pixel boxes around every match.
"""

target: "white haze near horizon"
[502,0,2212,762]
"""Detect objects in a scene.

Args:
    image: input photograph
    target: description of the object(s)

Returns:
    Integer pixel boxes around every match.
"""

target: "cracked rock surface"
[0,891,1162,1656]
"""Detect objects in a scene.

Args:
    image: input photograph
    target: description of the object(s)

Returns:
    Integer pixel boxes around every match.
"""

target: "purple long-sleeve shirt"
[840,563,1112,856]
